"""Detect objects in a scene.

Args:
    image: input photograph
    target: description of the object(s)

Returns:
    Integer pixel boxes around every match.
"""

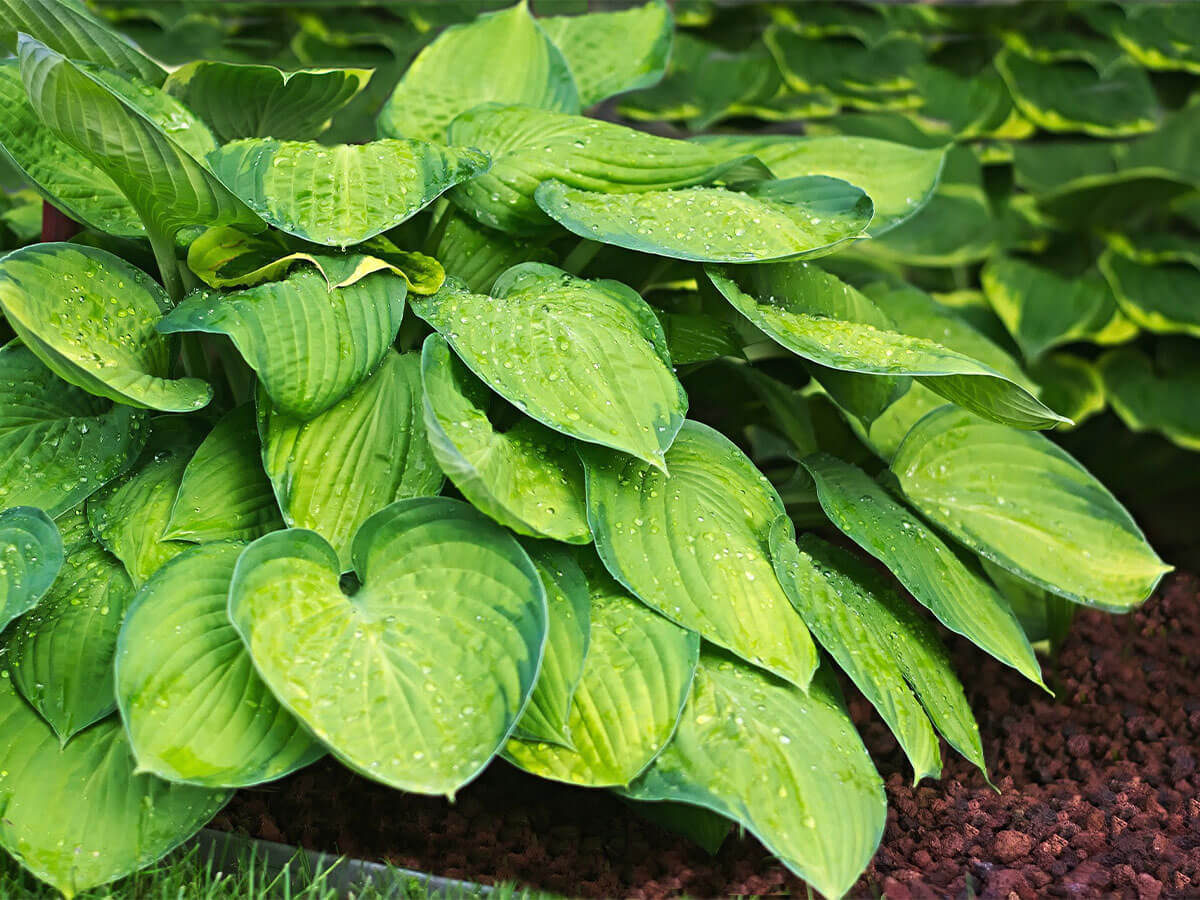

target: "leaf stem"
[561,238,602,276]
[148,227,186,305]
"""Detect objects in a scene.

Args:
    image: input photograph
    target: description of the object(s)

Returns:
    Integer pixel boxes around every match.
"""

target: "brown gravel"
[212,574,1200,899]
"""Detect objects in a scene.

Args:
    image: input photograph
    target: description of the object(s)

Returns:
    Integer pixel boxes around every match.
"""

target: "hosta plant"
[0,1,1173,898]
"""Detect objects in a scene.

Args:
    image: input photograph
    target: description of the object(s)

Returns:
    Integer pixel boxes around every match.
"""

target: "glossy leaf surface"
[0,506,61,634]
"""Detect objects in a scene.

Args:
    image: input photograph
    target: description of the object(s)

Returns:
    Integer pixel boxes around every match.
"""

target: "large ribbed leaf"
[229,498,547,796]
[431,211,554,294]
[116,543,323,787]
[0,677,227,899]
[208,140,490,247]
[1099,345,1200,452]
[583,421,817,689]
[377,1,579,142]
[504,552,698,787]
[164,61,371,142]
[411,264,686,471]
[708,263,1066,430]
[891,406,1170,612]
[1099,248,1200,338]
[421,334,589,544]
[0,244,212,412]
[536,176,873,263]
[0,506,61,634]
[260,351,442,571]
[626,653,885,900]
[0,344,147,516]
[802,453,1045,688]
[158,266,404,418]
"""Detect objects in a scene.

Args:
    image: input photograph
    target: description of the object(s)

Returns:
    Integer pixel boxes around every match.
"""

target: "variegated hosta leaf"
[377,0,579,142]
[504,552,698,787]
[0,676,228,898]
[260,350,443,570]
[707,262,1066,430]
[1099,248,1200,339]
[1100,345,1200,453]
[539,0,673,107]
[1087,4,1200,74]
[116,542,323,787]
[421,334,589,544]
[208,139,490,247]
[158,266,405,418]
[445,104,767,236]
[536,176,873,264]
[432,210,555,294]
[891,406,1170,612]
[164,61,371,142]
[625,652,885,900]
[766,26,921,94]
[229,498,548,796]
[164,404,282,543]
[513,541,590,747]
[802,452,1045,688]
[0,506,61,634]
[583,420,817,689]
[5,518,133,741]
[411,264,687,471]
[770,520,987,782]
[0,344,148,516]
[1028,354,1106,428]
[0,244,212,412]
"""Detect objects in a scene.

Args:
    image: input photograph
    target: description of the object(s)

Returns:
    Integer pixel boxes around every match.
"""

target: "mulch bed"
[212,573,1200,899]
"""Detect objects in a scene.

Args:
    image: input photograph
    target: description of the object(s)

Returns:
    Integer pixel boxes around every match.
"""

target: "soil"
[212,573,1200,899]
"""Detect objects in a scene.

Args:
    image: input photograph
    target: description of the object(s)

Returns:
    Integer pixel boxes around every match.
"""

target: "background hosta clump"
[0,0,1187,897]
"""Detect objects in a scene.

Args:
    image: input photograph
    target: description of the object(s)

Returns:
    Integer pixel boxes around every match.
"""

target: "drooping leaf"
[1099,247,1200,339]
[420,334,588,544]
[260,350,442,571]
[116,542,323,787]
[1028,354,1106,428]
[1099,345,1200,452]
[0,244,212,412]
[0,506,61,634]
[504,552,698,787]
[626,652,886,900]
[411,264,686,471]
[622,798,732,855]
[228,498,548,796]
[801,453,1045,687]
[377,1,580,142]
[655,311,743,365]
[431,211,555,294]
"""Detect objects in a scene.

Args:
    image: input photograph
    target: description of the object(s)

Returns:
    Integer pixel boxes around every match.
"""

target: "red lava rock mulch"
[212,573,1200,899]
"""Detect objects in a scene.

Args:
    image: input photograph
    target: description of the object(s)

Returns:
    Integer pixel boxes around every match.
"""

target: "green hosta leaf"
[865,182,997,267]
[431,211,555,294]
[261,350,443,571]
[164,405,282,543]
[1028,354,1106,428]
[158,266,405,418]
[411,264,686,471]
[766,25,921,94]
[981,256,1137,361]
[377,1,579,142]
[0,506,61,634]
[626,652,885,900]
[802,453,1045,687]
[656,311,742,365]
[1118,99,1200,184]
[0,244,212,412]
[513,541,590,747]
[1100,345,1200,452]
[539,0,672,106]
[698,134,946,235]
[1092,4,1200,74]
[623,799,731,855]
[5,523,132,741]
[0,344,147,516]
[0,677,228,898]
[583,420,817,689]
[708,263,1066,430]
[909,63,1023,140]
[164,61,371,142]
[504,552,698,787]
[421,334,588,544]
[445,104,767,236]
[116,542,323,787]
[1099,249,1200,339]
[536,176,872,264]
[229,498,548,796]
[208,139,490,247]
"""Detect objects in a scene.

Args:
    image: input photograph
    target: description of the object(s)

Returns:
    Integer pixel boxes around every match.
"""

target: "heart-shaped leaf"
[0,506,61,634]
[431,211,555,294]
[420,334,589,544]
[229,498,548,796]
[159,265,405,418]
[116,542,323,787]
[0,344,148,516]
[411,264,687,471]
[583,420,818,689]
[260,350,443,570]
[504,551,698,787]
[1099,345,1200,452]
[801,452,1045,688]
[0,244,213,412]
[536,176,873,263]
[1099,247,1200,339]
[208,139,490,247]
